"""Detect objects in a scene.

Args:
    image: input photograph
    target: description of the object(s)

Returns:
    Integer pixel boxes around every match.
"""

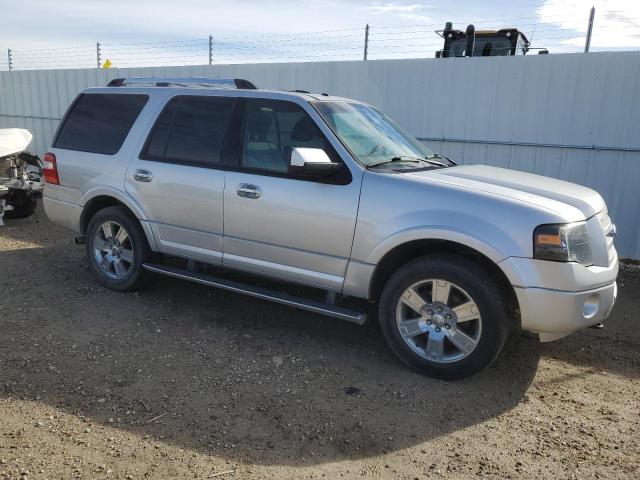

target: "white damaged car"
[0,128,43,224]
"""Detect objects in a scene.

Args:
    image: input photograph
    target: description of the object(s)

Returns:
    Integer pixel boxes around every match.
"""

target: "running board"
[142,263,367,325]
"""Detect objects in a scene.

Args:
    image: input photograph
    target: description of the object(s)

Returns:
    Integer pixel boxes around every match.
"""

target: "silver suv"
[43,77,618,379]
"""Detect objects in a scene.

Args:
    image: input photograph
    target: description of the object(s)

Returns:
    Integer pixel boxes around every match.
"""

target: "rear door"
[222,97,362,291]
[125,94,238,264]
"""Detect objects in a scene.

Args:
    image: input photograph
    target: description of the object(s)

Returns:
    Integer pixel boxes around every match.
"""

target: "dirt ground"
[0,207,638,480]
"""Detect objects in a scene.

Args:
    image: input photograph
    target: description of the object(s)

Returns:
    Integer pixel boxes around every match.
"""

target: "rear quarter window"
[54,93,148,155]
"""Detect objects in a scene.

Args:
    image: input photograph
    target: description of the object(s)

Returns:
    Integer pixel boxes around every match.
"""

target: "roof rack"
[107,77,258,90]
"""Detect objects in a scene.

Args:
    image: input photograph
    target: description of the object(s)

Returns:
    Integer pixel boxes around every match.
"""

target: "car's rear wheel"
[86,206,151,291]
[379,255,510,379]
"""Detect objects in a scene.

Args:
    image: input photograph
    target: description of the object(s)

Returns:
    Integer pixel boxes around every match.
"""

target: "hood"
[408,164,605,219]
[0,128,33,158]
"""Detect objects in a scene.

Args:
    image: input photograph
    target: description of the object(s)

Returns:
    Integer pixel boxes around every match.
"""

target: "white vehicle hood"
[0,128,33,158]
[410,164,605,219]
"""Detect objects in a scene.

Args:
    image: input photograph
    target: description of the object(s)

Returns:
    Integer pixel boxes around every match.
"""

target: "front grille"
[598,211,616,264]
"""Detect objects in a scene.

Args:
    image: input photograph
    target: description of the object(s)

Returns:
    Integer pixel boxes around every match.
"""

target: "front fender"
[344,170,568,299]
[343,223,522,300]
[366,225,511,266]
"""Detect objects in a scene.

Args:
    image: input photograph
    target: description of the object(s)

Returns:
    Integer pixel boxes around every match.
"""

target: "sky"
[1,0,639,70]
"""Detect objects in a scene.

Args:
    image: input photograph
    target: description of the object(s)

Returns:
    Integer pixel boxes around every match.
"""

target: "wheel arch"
[368,238,520,324]
[80,191,157,251]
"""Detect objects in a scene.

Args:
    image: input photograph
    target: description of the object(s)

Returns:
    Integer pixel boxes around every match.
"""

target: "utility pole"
[7,49,12,71]
[96,41,101,68]
[584,6,595,53]
[208,35,213,65]
[363,24,370,61]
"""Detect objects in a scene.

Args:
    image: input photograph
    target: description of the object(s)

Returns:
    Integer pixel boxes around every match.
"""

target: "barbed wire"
[3,18,640,71]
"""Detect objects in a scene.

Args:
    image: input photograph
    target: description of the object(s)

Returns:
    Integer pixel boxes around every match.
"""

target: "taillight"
[43,152,60,185]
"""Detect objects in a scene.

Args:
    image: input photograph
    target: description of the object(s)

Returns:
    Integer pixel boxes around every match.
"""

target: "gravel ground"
[1,208,638,480]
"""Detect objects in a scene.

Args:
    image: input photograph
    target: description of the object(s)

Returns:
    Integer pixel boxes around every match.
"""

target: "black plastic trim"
[143,263,367,324]
[234,79,258,90]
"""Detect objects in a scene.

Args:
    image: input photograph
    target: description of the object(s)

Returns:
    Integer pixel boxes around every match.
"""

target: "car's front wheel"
[86,206,151,291]
[379,255,511,379]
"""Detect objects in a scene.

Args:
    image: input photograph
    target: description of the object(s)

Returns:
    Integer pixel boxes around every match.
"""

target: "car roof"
[83,78,356,102]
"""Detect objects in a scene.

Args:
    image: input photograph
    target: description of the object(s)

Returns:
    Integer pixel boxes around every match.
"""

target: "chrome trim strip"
[0,113,61,121]
[223,252,343,289]
[223,234,347,261]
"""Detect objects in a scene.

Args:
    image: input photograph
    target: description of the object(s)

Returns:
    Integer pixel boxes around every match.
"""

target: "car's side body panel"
[223,170,361,290]
[125,159,226,264]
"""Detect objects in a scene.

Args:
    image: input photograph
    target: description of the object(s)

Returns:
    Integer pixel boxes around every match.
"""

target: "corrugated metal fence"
[1,52,639,258]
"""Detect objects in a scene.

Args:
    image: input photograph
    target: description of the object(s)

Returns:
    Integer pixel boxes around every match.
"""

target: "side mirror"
[288,147,343,177]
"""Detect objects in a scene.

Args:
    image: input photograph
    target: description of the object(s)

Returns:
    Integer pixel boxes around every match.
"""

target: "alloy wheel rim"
[93,221,134,280]
[395,279,482,363]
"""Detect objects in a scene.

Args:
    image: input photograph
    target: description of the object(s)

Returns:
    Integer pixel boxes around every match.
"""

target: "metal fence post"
[96,41,101,68]
[363,24,369,61]
[584,6,595,52]
[208,35,213,65]
[7,49,12,71]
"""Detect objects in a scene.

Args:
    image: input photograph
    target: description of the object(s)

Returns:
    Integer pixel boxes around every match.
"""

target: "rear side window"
[142,95,236,168]
[55,93,148,155]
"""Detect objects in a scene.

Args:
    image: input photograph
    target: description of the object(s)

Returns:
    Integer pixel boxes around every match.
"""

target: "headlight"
[534,222,593,266]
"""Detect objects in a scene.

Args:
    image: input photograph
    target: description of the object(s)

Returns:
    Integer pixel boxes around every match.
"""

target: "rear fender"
[81,186,158,251]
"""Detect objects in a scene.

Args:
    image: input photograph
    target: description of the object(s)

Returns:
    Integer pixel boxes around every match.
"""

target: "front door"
[125,94,237,264]
[223,97,362,291]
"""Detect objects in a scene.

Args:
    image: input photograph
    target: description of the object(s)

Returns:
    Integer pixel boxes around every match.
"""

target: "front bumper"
[514,281,617,341]
[499,251,618,341]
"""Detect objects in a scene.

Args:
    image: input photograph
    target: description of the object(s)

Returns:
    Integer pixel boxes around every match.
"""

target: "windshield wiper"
[366,156,424,169]
[367,154,454,170]
[426,153,457,166]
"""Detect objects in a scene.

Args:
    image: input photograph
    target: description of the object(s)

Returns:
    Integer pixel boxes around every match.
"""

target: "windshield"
[313,101,434,167]
[449,36,514,56]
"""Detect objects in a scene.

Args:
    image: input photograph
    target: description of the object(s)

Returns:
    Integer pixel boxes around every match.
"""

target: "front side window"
[242,99,328,173]
[313,101,433,167]
[55,93,148,155]
[143,95,236,167]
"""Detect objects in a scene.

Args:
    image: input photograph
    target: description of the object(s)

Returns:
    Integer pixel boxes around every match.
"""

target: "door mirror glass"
[288,147,342,177]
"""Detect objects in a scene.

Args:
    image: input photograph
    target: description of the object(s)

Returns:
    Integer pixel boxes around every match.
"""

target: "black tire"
[86,206,151,291]
[5,192,37,219]
[379,255,510,379]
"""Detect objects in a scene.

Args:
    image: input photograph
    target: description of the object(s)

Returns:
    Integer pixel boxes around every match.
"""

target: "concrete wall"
[1,52,639,257]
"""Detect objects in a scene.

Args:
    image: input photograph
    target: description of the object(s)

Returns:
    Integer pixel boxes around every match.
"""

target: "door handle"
[134,169,153,182]
[237,183,262,199]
